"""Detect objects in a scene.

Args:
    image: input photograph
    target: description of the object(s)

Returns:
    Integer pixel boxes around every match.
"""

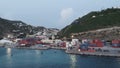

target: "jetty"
[66,50,120,57]
[15,46,50,50]
[50,47,66,50]
[66,47,120,57]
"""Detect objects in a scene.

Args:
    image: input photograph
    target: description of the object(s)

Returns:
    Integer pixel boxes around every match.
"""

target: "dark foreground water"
[0,48,120,68]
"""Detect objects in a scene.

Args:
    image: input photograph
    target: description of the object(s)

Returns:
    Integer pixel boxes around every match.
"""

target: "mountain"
[0,18,34,37]
[0,17,59,38]
[58,8,120,38]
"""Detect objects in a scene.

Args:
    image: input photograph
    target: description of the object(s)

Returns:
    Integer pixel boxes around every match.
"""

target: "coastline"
[1,46,120,57]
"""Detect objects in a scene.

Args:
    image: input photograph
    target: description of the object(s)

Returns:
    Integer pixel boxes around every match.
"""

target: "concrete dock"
[15,46,50,50]
[66,50,120,57]
[51,47,66,50]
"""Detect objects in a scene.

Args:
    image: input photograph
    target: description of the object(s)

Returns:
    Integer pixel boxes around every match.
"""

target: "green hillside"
[58,8,120,37]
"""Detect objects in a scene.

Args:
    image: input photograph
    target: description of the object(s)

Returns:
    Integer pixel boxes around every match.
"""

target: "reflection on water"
[69,55,77,68]
[35,50,42,57]
[7,48,12,57]
[6,48,12,66]
[115,58,120,64]
[0,48,120,68]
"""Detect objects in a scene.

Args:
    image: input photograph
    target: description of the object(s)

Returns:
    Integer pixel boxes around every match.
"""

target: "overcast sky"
[0,0,120,29]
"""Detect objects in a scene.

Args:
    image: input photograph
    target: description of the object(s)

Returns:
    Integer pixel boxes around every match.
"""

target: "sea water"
[0,48,120,68]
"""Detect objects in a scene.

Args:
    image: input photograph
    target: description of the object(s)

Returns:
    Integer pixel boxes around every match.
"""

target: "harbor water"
[0,48,120,68]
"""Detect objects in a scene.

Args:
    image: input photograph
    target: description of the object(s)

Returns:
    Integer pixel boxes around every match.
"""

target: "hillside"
[0,18,50,38]
[58,8,120,38]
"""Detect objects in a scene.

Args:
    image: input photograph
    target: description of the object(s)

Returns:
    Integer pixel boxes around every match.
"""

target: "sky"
[0,0,120,29]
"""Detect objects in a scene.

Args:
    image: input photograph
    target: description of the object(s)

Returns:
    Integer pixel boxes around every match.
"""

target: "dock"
[50,47,66,50]
[66,50,120,57]
[15,46,50,50]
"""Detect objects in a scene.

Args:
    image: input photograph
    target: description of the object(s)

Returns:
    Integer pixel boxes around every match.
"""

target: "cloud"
[61,8,74,20]
[57,8,74,29]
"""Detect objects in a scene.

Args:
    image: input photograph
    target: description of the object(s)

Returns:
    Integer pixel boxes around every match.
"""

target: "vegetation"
[0,18,46,38]
[58,8,120,37]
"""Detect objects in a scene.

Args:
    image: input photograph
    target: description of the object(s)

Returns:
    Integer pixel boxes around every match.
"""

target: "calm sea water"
[0,48,120,68]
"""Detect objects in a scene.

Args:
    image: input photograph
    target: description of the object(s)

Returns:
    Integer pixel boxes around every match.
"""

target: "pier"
[66,50,120,57]
[50,47,66,50]
[15,46,50,50]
